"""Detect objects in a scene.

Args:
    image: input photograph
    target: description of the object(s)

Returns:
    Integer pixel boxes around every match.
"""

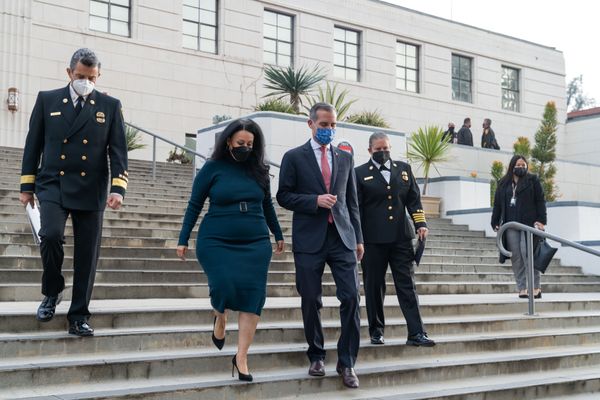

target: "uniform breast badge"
[401,171,409,181]
[96,111,105,123]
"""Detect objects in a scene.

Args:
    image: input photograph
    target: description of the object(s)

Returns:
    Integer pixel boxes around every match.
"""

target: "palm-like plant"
[263,64,326,113]
[125,124,146,152]
[254,98,297,114]
[346,110,390,128]
[407,126,451,195]
[305,82,357,120]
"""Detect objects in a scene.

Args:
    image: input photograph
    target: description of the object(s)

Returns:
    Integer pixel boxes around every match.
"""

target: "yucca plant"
[513,136,531,158]
[407,126,451,195]
[263,64,326,113]
[345,110,390,128]
[305,82,357,120]
[254,98,297,114]
[125,124,146,152]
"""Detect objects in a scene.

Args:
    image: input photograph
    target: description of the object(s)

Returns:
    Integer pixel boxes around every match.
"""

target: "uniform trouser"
[506,229,541,291]
[362,241,425,338]
[39,201,104,322]
[293,224,361,368]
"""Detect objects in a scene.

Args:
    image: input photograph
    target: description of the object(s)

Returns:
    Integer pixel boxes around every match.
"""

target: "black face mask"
[230,146,252,162]
[372,150,391,165]
[447,127,454,133]
[513,167,527,177]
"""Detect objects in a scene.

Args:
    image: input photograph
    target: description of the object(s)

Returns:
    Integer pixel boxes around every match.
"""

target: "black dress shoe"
[370,335,385,345]
[406,332,436,347]
[36,292,63,322]
[336,362,359,389]
[308,360,325,376]
[68,320,94,336]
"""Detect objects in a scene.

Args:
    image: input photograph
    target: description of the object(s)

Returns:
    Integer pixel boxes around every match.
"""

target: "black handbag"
[534,239,558,273]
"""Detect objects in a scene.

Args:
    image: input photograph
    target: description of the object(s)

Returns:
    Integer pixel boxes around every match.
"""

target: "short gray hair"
[368,131,389,148]
[69,48,101,70]
[309,102,336,121]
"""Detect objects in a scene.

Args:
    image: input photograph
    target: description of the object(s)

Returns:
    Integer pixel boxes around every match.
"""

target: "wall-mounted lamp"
[7,87,19,112]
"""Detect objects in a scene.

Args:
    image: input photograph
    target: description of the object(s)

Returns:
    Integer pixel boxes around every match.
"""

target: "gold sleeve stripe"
[112,177,128,189]
[413,217,427,222]
[20,175,36,184]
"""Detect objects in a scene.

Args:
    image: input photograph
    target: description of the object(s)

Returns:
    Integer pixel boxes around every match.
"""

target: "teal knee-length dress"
[178,159,283,315]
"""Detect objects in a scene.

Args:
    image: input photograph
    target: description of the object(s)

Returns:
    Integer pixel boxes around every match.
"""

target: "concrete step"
[3,295,600,333]
[0,256,565,272]
[0,243,518,259]
[2,269,596,285]
[3,311,600,359]
[2,342,600,398]
[3,280,599,301]
[286,367,600,400]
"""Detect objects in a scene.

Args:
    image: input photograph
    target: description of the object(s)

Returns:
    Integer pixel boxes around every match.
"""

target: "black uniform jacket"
[355,159,426,244]
[20,85,128,211]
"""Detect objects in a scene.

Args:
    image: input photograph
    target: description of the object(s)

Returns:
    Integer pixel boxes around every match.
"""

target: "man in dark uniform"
[355,132,435,347]
[457,117,473,146]
[19,48,128,336]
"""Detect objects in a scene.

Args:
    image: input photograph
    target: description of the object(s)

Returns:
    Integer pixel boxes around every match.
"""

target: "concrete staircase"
[1,145,600,399]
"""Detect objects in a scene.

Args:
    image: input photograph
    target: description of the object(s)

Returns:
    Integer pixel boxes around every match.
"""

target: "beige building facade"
[1,0,568,161]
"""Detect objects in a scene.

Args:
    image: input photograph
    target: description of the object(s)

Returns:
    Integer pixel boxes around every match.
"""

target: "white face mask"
[71,79,95,96]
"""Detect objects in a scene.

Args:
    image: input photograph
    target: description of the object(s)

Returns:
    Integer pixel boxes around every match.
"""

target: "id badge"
[510,197,516,207]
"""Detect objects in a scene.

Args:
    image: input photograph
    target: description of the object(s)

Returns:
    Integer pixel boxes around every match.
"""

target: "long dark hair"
[211,119,270,192]
[499,154,528,186]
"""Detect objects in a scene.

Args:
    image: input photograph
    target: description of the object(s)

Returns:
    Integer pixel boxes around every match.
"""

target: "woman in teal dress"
[177,119,284,381]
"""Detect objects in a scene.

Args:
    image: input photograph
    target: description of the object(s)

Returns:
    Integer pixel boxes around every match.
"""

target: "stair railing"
[126,123,281,181]
[496,222,600,316]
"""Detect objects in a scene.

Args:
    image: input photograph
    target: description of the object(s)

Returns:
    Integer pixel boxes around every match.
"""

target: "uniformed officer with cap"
[355,132,435,347]
[19,48,128,336]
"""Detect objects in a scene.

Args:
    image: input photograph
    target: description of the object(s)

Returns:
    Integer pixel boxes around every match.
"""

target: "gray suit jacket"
[277,140,363,253]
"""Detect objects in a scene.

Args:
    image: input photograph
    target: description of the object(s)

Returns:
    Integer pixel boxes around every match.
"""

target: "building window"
[89,0,130,37]
[396,41,419,93]
[452,54,472,102]
[182,0,218,54]
[334,27,360,81]
[502,66,520,112]
[263,10,293,67]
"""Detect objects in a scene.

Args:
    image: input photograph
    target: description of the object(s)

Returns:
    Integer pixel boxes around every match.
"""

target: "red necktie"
[320,146,333,223]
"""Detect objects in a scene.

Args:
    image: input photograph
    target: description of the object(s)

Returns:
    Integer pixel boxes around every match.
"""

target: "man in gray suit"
[277,102,363,389]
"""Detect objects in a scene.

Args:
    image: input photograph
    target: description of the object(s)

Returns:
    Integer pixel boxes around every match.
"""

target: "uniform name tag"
[363,176,374,181]
[50,112,61,116]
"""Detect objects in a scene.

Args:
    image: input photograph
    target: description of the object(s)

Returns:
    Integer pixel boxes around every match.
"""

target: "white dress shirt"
[69,84,89,108]
[371,158,391,183]
[311,138,333,172]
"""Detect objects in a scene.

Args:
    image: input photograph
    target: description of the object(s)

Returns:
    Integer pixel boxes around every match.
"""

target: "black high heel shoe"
[211,316,225,350]
[232,354,253,382]
[534,289,542,299]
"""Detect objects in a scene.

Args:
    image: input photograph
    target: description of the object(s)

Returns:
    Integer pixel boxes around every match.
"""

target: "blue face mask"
[315,128,336,145]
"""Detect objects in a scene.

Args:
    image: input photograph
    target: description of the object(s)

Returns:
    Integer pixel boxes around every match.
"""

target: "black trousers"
[39,201,103,322]
[293,224,361,368]
[362,241,425,338]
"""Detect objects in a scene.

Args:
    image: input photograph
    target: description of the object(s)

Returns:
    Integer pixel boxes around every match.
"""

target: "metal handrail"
[126,122,280,181]
[497,221,600,315]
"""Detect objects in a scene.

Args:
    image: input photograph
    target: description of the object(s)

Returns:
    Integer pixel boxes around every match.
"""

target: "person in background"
[481,118,500,150]
[355,132,435,348]
[457,117,473,146]
[491,155,547,299]
[442,122,457,143]
[177,119,284,382]
[19,48,128,337]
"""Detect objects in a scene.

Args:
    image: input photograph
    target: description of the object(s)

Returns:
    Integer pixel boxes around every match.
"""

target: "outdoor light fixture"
[7,87,19,112]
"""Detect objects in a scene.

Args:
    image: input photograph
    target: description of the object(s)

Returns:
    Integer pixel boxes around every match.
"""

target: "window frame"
[263,9,294,67]
[451,53,473,103]
[501,65,521,112]
[395,41,420,93]
[89,0,131,37]
[333,26,361,82]
[182,0,219,54]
